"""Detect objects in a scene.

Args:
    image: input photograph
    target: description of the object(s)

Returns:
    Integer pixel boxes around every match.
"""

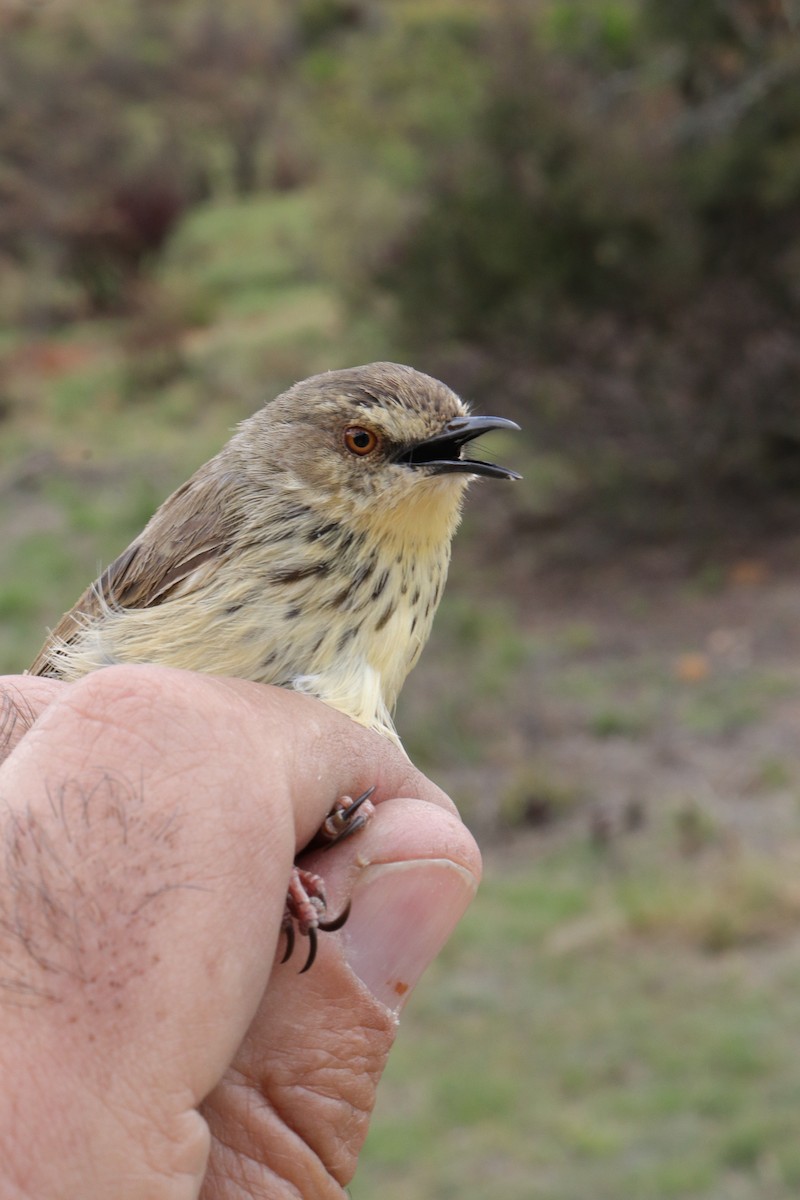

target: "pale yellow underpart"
[291,664,396,744]
[43,474,469,751]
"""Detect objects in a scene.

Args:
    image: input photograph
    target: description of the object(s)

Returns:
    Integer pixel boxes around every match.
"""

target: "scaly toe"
[314,785,377,849]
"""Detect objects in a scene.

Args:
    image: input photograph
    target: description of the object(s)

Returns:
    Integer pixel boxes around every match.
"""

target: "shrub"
[317,0,800,526]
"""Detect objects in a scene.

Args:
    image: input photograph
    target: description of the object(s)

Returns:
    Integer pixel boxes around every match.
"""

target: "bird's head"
[233,362,519,545]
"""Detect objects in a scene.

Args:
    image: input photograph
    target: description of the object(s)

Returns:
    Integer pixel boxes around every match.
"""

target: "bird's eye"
[344,426,379,456]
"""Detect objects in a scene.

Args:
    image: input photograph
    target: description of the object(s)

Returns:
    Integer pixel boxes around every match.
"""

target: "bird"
[29,362,520,968]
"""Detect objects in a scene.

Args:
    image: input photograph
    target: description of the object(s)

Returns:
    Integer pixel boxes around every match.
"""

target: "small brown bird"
[30,362,519,967]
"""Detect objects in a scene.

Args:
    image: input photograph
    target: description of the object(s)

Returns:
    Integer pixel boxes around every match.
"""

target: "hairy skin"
[0,669,480,1199]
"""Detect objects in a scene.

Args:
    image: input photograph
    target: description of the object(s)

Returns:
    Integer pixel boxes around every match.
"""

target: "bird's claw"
[280,866,352,973]
[308,785,377,851]
[281,785,376,972]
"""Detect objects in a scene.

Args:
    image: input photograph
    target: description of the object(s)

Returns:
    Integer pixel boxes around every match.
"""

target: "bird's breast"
[42,510,453,744]
[285,535,449,739]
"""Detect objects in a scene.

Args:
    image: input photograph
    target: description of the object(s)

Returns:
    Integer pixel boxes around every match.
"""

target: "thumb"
[201,797,480,1197]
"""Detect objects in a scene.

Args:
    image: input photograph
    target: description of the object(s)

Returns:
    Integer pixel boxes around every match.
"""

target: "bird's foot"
[311,785,377,849]
[281,786,376,972]
[281,867,352,973]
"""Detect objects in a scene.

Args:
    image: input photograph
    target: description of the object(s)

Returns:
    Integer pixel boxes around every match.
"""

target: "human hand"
[0,666,480,1199]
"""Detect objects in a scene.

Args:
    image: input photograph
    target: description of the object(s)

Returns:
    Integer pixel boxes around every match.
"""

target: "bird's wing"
[29,468,239,677]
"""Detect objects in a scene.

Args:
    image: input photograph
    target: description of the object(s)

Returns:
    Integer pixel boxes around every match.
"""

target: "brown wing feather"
[29,466,239,677]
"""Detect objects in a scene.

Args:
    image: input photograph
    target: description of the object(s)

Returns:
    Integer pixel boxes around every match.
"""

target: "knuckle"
[52,665,186,760]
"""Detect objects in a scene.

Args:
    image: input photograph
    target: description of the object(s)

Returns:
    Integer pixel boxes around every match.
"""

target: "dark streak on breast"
[371,570,390,601]
[307,521,341,543]
[336,625,359,652]
[351,553,378,591]
[261,505,314,543]
[271,561,330,585]
[375,603,395,633]
[327,584,352,610]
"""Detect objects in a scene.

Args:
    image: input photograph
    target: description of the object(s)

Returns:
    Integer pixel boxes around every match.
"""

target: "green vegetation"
[4,2,800,1196]
[4,0,800,524]
[356,834,800,1199]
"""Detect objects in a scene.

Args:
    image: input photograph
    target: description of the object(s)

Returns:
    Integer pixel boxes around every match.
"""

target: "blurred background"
[4,0,800,1195]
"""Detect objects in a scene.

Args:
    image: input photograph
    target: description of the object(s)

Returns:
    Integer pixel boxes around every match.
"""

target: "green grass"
[353,834,800,1199]
[549,656,799,742]
[5,185,800,1200]
[676,673,795,737]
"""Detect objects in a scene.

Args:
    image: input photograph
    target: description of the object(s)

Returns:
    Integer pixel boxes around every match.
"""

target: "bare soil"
[406,533,800,859]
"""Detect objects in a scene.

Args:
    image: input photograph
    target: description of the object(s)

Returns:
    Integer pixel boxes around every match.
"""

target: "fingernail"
[343,858,478,1012]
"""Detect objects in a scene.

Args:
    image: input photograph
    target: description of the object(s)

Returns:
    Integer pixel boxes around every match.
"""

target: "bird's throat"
[360,475,468,557]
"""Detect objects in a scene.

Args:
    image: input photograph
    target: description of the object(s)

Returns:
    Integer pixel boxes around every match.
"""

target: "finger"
[0,665,300,1194]
[0,665,462,1196]
[215,677,459,842]
[201,797,481,1196]
[0,675,66,764]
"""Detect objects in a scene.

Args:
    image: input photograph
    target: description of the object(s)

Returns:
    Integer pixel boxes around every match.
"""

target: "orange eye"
[344,426,379,456]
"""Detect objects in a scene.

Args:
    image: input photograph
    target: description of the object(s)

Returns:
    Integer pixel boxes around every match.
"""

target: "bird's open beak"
[398,415,521,480]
